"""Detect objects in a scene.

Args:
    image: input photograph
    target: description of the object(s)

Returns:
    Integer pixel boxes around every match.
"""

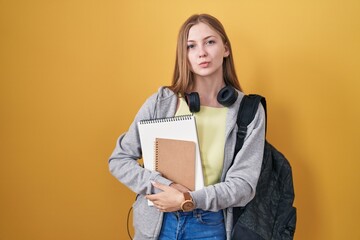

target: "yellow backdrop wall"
[1,0,359,239]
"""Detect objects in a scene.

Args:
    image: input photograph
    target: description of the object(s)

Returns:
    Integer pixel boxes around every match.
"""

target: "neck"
[191,76,226,107]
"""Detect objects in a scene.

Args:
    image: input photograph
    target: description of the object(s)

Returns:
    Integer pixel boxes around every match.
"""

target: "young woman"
[109,14,266,240]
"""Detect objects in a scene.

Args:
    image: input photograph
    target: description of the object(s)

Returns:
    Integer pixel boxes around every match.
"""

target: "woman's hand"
[146,181,185,212]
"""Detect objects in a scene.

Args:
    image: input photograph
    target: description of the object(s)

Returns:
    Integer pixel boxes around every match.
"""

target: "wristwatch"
[180,192,195,212]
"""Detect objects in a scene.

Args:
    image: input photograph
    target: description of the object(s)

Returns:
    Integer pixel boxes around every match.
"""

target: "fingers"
[145,193,157,202]
[151,181,170,191]
[155,204,166,212]
[146,181,183,212]
[152,203,177,212]
[145,196,166,212]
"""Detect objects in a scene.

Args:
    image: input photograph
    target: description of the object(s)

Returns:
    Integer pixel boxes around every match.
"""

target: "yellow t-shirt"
[175,97,228,186]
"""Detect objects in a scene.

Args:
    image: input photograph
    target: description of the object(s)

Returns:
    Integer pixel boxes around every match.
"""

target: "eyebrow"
[187,35,216,42]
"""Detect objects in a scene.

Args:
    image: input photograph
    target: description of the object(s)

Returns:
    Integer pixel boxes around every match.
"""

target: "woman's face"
[187,22,229,80]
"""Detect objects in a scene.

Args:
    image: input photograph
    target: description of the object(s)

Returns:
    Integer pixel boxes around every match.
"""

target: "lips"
[199,61,210,67]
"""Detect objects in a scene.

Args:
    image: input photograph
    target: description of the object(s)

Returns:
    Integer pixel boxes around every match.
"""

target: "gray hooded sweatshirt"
[109,87,265,239]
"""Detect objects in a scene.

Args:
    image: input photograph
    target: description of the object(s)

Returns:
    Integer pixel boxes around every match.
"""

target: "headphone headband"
[185,86,238,113]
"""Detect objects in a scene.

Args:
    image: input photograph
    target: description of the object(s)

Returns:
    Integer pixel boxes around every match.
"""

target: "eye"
[187,44,195,49]
[206,40,216,45]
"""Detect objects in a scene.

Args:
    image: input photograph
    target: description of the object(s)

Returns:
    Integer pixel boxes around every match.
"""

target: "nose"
[198,45,207,58]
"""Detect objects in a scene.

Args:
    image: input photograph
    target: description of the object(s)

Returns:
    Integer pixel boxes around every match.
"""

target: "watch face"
[182,200,195,211]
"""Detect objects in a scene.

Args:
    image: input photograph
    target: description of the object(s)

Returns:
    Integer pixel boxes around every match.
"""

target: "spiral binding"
[154,139,159,170]
[139,114,193,124]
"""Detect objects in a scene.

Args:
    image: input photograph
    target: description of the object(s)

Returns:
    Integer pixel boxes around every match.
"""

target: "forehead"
[187,22,220,41]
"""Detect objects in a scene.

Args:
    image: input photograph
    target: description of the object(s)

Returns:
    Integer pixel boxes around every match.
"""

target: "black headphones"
[184,85,238,113]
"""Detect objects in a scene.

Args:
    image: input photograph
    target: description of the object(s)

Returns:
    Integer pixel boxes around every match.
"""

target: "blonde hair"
[169,14,242,96]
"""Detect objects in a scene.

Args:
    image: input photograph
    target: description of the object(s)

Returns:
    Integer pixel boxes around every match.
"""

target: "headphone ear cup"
[217,86,238,107]
[185,92,200,113]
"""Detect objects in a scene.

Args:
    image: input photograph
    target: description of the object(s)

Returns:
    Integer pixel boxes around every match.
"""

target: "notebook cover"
[155,138,196,191]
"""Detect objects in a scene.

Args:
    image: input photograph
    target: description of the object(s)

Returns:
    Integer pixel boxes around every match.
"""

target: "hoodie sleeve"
[108,92,173,195]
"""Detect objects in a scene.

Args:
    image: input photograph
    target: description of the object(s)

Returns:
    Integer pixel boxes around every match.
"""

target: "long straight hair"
[169,14,242,96]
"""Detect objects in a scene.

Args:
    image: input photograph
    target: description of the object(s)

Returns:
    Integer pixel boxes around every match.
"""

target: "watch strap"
[183,192,192,201]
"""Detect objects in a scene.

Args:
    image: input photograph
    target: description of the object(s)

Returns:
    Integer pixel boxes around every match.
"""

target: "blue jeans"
[158,209,226,240]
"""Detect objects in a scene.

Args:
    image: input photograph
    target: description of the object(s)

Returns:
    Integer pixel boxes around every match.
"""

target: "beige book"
[155,138,196,191]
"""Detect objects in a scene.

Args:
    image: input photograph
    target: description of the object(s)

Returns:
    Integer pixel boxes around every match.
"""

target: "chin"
[193,69,215,76]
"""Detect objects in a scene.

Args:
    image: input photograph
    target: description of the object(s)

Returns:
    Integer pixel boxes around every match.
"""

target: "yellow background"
[1,0,359,239]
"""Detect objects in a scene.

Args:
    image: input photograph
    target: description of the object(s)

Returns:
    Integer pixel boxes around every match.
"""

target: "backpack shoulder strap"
[231,94,267,229]
[233,94,267,158]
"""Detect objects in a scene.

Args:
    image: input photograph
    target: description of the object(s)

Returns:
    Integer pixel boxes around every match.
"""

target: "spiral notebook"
[155,138,195,191]
[138,115,204,191]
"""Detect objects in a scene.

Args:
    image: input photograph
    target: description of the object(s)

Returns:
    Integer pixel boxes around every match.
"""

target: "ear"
[224,44,230,57]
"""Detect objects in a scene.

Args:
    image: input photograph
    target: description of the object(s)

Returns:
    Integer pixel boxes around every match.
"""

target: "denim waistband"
[174,209,222,217]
